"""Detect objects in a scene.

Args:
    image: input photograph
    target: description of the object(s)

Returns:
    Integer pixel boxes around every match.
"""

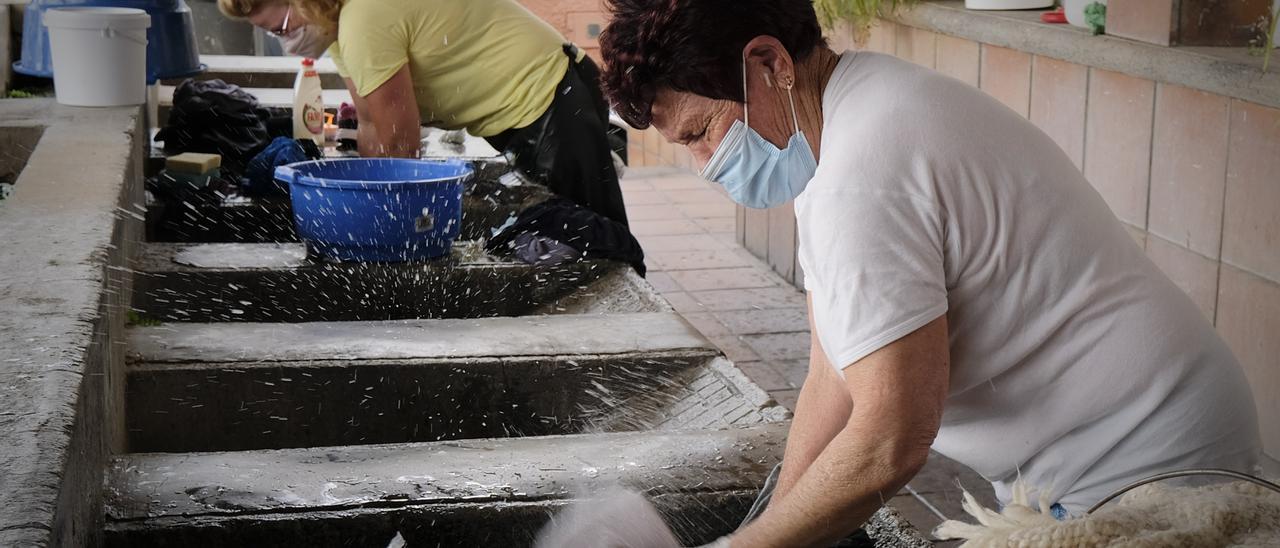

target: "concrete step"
[132,242,664,323]
[161,55,346,89]
[106,424,790,547]
[125,313,781,452]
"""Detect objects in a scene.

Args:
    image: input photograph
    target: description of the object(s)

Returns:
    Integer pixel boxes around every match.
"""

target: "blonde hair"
[217,0,342,32]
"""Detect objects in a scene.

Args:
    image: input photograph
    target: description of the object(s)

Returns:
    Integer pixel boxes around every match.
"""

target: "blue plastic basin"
[276,158,472,263]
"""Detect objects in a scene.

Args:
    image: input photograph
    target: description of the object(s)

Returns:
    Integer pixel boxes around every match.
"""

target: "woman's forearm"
[357,120,377,157]
[358,119,418,158]
[776,297,856,501]
[353,65,421,158]
[774,347,852,502]
[733,413,928,548]
[734,315,949,548]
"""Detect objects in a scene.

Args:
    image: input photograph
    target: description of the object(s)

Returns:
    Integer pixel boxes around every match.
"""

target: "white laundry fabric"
[533,489,680,548]
[795,51,1261,513]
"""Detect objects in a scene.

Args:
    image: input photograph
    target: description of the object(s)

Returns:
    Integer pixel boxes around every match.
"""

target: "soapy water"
[138,235,616,325]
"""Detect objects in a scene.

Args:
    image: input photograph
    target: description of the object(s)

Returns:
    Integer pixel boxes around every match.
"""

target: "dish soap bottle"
[293,58,324,146]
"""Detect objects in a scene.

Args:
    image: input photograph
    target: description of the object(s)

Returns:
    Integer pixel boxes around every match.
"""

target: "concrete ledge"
[128,313,714,363]
[109,424,788,518]
[158,84,351,110]
[160,55,345,89]
[891,0,1280,109]
[0,99,145,545]
[195,54,339,74]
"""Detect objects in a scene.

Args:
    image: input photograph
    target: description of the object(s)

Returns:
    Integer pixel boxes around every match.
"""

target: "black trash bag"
[486,198,646,276]
[155,79,275,176]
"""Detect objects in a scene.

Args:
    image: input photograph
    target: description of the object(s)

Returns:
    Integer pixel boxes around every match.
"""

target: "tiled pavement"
[621,166,997,544]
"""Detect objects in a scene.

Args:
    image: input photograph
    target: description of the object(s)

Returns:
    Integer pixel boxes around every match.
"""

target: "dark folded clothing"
[242,137,322,197]
[485,197,645,276]
[156,79,294,177]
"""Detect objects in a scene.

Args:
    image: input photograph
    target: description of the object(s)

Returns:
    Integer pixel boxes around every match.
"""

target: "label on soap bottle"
[304,103,324,135]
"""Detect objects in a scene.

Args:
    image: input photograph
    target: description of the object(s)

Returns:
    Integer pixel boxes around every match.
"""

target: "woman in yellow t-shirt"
[218,0,629,225]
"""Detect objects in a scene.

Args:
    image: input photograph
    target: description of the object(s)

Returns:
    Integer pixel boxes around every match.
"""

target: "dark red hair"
[599,0,825,129]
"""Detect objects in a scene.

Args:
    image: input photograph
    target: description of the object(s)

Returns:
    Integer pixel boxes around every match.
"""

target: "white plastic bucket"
[43,8,151,107]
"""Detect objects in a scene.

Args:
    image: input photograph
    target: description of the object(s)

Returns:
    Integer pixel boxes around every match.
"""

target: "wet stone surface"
[132,242,660,323]
[127,338,787,452]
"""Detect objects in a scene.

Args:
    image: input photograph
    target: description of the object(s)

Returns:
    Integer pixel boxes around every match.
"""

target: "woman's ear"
[742,36,796,91]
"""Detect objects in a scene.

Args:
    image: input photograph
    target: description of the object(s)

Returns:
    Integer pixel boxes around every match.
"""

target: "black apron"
[485,44,629,227]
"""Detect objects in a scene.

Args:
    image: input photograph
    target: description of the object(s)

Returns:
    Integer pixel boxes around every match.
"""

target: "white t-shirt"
[796,51,1261,513]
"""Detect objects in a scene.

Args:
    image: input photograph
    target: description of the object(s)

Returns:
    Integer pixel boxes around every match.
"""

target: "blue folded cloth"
[243,137,321,197]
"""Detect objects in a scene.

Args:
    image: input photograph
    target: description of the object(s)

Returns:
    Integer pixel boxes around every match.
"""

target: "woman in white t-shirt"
[595,0,1261,545]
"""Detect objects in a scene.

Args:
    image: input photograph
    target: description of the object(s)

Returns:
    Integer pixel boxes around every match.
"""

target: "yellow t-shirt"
[328,0,569,137]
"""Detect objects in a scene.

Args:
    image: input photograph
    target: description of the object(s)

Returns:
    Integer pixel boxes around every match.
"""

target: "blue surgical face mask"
[699,57,817,209]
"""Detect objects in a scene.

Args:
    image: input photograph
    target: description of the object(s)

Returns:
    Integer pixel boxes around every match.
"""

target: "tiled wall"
[630,20,1280,459]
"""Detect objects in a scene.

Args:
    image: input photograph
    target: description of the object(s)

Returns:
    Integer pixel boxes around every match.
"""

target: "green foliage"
[812,0,919,43]
[1084,2,1106,36]
[1265,6,1278,72]
[127,310,163,327]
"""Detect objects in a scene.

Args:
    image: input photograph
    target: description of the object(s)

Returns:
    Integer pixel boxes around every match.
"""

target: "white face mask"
[279,24,336,59]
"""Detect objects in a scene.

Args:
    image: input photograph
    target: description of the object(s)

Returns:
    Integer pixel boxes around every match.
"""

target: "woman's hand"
[343,66,421,158]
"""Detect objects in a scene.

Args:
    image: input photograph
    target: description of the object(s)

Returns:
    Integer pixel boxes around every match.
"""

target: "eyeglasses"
[269,7,294,37]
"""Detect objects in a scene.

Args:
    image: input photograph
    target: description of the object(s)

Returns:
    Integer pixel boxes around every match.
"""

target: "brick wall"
[516,0,609,61]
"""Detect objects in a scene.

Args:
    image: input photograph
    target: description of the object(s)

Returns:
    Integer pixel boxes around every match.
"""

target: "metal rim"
[1086,468,1280,515]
